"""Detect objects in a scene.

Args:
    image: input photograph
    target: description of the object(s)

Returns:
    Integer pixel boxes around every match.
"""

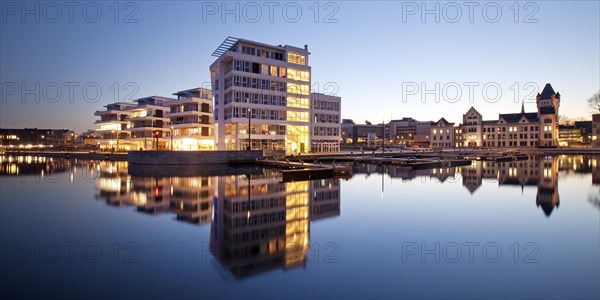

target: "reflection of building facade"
[0,155,69,176]
[459,156,560,217]
[92,162,215,223]
[210,172,340,277]
[169,177,214,225]
[88,162,341,277]
[310,179,341,220]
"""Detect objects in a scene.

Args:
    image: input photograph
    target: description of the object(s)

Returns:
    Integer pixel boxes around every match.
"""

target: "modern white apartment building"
[165,88,215,151]
[124,96,172,150]
[94,102,136,151]
[310,93,341,152]
[210,37,313,154]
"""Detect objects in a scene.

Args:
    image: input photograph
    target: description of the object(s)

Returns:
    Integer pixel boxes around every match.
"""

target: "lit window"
[287,68,310,81]
[287,83,309,95]
[288,53,306,65]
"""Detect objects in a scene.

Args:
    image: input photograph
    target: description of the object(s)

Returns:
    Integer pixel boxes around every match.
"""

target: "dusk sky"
[1,1,598,133]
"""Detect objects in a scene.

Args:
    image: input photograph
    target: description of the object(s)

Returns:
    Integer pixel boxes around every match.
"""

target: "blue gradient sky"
[1,1,598,132]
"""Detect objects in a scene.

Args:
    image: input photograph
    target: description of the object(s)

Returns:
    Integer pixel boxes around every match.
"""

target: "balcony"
[94,109,123,116]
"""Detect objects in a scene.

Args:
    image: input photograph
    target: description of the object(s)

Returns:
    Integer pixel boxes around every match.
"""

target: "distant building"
[414,121,434,147]
[575,121,592,144]
[341,119,355,145]
[444,83,561,148]
[388,118,417,146]
[0,128,72,149]
[430,118,455,148]
[592,114,600,147]
[558,125,583,146]
[310,93,341,152]
[352,124,384,148]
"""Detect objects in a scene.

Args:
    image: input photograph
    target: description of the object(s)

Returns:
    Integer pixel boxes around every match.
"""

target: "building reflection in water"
[92,161,216,225]
[353,155,600,217]
[89,162,341,277]
[210,171,341,277]
[3,154,599,276]
[460,156,560,217]
[557,155,600,211]
[0,155,69,176]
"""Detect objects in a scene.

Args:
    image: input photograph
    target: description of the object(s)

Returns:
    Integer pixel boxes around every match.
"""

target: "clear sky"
[1,1,598,132]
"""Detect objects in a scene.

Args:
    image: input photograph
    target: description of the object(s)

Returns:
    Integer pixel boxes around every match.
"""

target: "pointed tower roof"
[521,101,525,114]
[540,83,556,99]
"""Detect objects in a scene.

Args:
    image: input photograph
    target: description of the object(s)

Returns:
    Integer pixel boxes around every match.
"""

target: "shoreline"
[2,147,600,163]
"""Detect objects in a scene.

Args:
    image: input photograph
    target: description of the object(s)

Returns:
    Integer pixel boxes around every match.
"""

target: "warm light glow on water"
[1,155,598,299]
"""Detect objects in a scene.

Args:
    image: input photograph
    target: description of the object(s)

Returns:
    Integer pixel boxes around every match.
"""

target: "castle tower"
[536,83,561,112]
[536,83,561,147]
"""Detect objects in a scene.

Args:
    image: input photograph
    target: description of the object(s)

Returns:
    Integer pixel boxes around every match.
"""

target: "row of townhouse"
[94,91,340,153]
[430,83,561,148]
[94,88,214,151]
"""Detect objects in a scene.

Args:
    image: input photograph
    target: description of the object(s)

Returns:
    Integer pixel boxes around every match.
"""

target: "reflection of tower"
[461,161,483,194]
[497,156,560,216]
[536,156,559,217]
[210,171,341,278]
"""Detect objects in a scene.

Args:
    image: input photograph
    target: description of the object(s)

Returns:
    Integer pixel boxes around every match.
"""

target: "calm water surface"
[1,155,599,299]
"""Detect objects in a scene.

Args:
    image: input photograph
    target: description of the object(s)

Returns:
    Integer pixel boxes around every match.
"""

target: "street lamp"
[247,108,252,151]
[170,126,174,151]
[154,131,159,150]
[111,130,115,152]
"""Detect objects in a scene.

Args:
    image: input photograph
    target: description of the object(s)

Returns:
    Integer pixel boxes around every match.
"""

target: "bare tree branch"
[587,90,600,112]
